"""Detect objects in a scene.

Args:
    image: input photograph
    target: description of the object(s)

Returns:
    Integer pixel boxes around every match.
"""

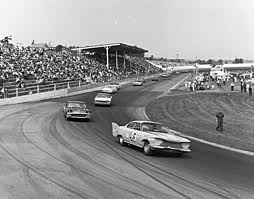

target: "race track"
[0,74,254,199]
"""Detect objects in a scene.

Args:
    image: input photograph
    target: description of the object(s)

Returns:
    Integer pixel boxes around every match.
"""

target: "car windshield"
[97,93,110,98]
[105,85,113,88]
[141,123,169,133]
[67,102,86,108]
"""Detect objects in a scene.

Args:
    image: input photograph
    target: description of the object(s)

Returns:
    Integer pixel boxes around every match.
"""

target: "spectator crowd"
[185,71,253,96]
[0,37,161,95]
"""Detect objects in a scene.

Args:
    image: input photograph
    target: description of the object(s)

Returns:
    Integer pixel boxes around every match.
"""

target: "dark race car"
[63,101,91,121]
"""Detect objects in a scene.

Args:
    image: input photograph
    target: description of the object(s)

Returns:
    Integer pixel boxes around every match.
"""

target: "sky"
[0,0,254,60]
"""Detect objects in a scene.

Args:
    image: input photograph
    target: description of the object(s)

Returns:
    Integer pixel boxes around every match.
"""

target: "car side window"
[126,122,135,129]
[133,122,141,130]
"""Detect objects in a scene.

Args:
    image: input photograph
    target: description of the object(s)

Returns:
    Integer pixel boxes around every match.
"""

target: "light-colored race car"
[101,85,118,93]
[110,82,121,90]
[94,93,112,106]
[132,79,143,86]
[63,101,91,121]
[112,120,191,156]
[138,77,145,83]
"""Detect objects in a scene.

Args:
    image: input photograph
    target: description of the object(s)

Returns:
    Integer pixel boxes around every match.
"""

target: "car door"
[129,122,143,147]
[123,122,136,143]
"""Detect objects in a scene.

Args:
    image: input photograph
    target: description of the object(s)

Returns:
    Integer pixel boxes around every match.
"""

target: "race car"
[132,79,143,86]
[63,101,91,121]
[160,73,169,78]
[112,120,191,156]
[94,93,112,106]
[151,76,159,81]
[110,82,121,90]
[138,77,145,83]
[101,85,118,93]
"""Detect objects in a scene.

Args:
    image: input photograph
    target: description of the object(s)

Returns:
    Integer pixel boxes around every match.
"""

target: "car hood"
[147,132,190,143]
[68,107,89,112]
[102,88,112,90]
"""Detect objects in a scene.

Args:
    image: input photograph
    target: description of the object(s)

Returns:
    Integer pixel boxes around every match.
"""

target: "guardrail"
[1,73,158,99]
[5,80,87,98]
[0,72,163,106]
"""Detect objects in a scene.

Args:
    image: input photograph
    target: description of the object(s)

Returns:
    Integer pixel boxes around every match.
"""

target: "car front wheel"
[143,141,153,156]
[118,136,126,146]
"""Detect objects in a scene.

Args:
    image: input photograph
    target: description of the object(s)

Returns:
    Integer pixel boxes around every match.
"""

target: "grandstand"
[0,39,160,99]
[72,43,148,70]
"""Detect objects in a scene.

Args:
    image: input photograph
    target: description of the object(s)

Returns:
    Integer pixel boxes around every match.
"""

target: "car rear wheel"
[118,136,126,146]
[143,141,153,156]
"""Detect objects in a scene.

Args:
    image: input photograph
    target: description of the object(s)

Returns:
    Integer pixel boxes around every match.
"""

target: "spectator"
[243,81,247,92]
[230,82,234,91]
[240,81,243,92]
[249,84,252,96]
[1,37,162,98]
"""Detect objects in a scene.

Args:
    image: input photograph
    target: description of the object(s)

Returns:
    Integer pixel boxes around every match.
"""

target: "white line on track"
[168,74,190,91]
[144,75,254,157]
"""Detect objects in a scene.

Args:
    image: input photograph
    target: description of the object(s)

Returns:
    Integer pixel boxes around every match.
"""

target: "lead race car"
[112,120,191,156]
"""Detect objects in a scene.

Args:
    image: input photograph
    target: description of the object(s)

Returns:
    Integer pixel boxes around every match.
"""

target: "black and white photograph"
[0,0,254,198]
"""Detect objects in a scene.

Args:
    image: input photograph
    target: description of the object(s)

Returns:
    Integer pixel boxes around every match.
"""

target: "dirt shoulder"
[145,79,254,152]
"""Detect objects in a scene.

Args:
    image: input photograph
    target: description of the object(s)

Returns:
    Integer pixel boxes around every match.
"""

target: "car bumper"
[102,90,114,93]
[66,113,91,119]
[94,101,111,105]
[151,146,191,153]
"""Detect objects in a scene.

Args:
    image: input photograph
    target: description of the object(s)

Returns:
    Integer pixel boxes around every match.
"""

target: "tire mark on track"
[0,109,148,199]
[20,111,153,199]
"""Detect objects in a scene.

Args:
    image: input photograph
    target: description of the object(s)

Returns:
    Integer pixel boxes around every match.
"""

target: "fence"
[1,73,155,99]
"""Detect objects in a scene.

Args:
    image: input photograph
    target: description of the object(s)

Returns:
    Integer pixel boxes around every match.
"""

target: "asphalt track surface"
[0,74,254,199]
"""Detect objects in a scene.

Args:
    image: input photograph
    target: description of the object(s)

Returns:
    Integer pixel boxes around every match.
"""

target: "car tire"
[118,136,126,146]
[65,114,69,121]
[143,141,153,156]
[175,153,183,157]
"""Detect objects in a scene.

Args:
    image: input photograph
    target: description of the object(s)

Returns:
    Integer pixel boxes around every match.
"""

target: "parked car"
[112,120,191,156]
[101,85,118,93]
[94,93,112,106]
[63,101,91,121]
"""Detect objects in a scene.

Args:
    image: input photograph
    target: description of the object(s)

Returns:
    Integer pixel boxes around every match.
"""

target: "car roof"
[128,120,163,125]
[66,101,86,104]
[96,92,111,96]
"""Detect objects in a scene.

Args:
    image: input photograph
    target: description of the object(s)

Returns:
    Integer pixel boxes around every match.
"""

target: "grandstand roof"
[71,43,148,54]
[30,43,49,48]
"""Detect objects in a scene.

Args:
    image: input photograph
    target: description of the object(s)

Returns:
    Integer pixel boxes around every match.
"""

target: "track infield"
[145,87,254,153]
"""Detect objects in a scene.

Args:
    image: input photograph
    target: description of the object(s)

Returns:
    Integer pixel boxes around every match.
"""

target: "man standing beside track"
[216,111,224,132]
